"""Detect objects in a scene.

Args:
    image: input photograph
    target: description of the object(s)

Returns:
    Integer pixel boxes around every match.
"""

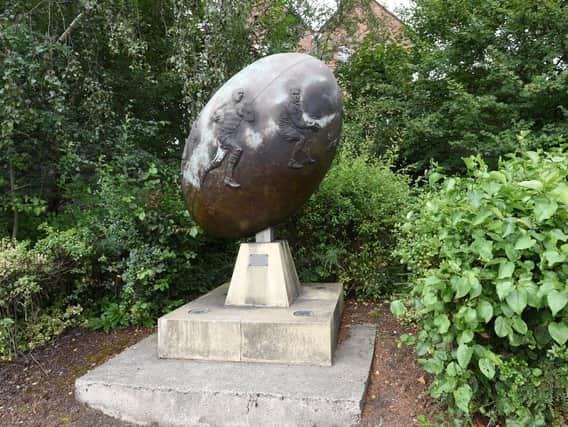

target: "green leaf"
[457,344,473,369]
[467,190,483,208]
[506,289,528,315]
[446,362,459,377]
[496,280,514,300]
[481,181,501,195]
[504,243,519,261]
[498,261,515,279]
[503,222,516,238]
[547,291,568,316]
[510,317,528,335]
[550,183,568,205]
[464,307,478,324]
[514,234,536,250]
[431,377,457,398]
[537,278,557,299]
[189,226,200,238]
[465,271,481,298]
[458,330,474,345]
[500,302,515,318]
[434,314,450,333]
[477,300,494,323]
[421,357,444,374]
[473,209,492,225]
[454,276,471,299]
[423,292,438,307]
[550,228,568,241]
[424,275,442,286]
[494,316,512,338]
[548,322,568,345]
[478,358,496,379]
[416,342,429,356]
[429,171,443,185]
[543,250,565,267]
[489,171,506,183]
[390,300,406,317]
[534,198,558,222]
[453,384,472,414]
[525,282,542,308]
[519,180,543,191]
[469,279,482,298]
[471,238,493,260]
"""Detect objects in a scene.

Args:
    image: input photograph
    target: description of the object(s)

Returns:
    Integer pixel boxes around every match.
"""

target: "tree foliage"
[0,0,306,240]
[339,0,568,173]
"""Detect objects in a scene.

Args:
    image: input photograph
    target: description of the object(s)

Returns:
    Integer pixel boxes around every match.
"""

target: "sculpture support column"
[255,227,274,243]
[225,239,300,307]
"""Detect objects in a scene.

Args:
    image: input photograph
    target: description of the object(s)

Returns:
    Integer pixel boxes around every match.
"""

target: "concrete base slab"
[158,283,343,366]
[76,324,377,427]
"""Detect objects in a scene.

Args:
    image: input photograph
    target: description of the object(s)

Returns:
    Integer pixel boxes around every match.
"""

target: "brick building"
[298,0,404,67]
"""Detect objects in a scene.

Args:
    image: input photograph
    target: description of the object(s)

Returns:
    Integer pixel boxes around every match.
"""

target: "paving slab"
[75,324,377,427]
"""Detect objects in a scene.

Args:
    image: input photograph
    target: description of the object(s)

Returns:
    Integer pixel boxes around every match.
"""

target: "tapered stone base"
[226,241,300,307]
[158,282,343,366]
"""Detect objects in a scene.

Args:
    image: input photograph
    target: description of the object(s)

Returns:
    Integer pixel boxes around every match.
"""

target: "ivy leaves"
[477,300,493,323]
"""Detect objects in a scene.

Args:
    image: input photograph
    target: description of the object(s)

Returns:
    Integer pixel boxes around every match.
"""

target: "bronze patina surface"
[181,53,343,238]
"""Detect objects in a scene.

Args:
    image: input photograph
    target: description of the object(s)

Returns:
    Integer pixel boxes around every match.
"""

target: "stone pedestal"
[225,240,300,307]
[158,282,343,366]
[158,238,344,366]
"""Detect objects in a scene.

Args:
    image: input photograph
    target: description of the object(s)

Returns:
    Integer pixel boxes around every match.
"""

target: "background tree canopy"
[338,0,567,173]
[0,0,308,240]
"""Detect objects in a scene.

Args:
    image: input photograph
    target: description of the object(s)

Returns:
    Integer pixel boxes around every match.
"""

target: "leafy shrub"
[0,235,87,359]
[393,145,568,423]
[70,156,236,330]
[283,147,411,298]
[0,156,236,359]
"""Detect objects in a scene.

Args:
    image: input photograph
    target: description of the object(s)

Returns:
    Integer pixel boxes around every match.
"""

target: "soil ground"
[0,300,441,427]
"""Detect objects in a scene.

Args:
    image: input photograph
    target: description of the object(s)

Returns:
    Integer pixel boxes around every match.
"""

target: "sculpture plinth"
[158,229,343,365]
[157,281,343,366]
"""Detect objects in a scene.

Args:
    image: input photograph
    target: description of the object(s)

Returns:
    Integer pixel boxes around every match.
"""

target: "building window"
[337,46,352,63]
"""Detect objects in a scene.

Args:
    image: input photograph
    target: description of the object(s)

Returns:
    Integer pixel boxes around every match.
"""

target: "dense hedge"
[393,145,568,424]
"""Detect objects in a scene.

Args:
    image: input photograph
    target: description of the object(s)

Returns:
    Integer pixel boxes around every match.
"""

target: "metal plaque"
[249,254,269,267]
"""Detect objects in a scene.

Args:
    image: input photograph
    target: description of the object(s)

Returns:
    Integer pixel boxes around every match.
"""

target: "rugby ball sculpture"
[181,53,343,238]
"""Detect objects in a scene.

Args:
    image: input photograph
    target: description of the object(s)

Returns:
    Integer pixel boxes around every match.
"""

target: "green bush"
[393,144,568,423]
[0,235,87,360]
[0,157,237,359]
[68,156,236,330]
[283,147,411,298]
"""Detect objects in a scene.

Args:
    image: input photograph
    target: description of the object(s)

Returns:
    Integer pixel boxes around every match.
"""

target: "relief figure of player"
[201,89,254,188]
[277,87,321,169]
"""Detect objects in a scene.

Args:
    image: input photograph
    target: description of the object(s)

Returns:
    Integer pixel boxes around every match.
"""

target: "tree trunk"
[9,160,18,240]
